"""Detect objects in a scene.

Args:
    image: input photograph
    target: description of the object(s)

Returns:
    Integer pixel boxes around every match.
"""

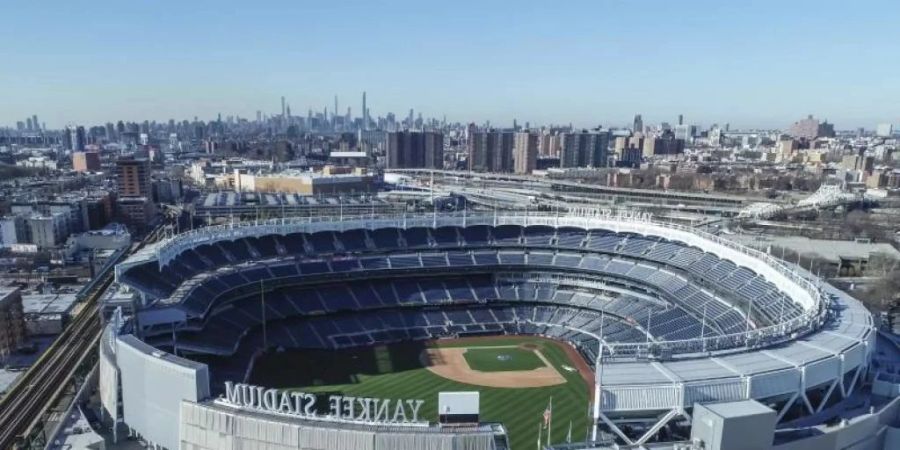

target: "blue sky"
[1,0,897,130]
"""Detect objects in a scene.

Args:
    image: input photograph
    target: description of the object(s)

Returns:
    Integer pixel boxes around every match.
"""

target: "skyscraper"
[678,114,683,126]
[281,96,286,118]
[362,91,368,130]
[66,125,86,151]
[633,114,643,133]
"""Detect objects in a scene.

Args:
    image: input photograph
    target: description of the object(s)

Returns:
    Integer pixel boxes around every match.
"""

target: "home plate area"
[422,344,566,388]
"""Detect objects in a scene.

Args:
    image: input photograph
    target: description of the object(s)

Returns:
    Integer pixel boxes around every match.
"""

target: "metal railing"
[127,210,827,359]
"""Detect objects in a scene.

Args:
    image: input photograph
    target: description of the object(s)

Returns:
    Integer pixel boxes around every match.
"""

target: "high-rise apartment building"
[385,131,443,169]
[117,158,151,197]
[538,132,562,158]
[116,157,156,231]
[789,115,834,140]
[643,137,686,156]
[467,130,514,172]
[538,133,552,157]
[513,132,538,174]
[73,151,101,172]
[561,130,610,168]
[673,124,697,141]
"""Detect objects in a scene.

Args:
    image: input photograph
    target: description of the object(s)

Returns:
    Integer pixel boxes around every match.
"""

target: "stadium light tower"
[260,280,268,350]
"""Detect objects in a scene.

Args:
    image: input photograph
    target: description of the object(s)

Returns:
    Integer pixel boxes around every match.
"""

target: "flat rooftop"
[22,292,78,315]
[701,399,774,418]
[0,287,21,304]
[731,235,900,263]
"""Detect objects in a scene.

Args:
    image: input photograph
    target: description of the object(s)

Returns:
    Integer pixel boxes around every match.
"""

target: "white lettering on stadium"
[571,207,653,222]
[223,382,426,424]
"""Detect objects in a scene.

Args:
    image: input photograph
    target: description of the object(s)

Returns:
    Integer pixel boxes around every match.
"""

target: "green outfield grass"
[462,346,546,372]
[250,336,591,450]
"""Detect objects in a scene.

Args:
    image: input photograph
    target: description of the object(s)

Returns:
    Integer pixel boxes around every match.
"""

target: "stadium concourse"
[99,211,880,450]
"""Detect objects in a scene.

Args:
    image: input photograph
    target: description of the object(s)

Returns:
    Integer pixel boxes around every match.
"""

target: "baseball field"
[249,335,593,450]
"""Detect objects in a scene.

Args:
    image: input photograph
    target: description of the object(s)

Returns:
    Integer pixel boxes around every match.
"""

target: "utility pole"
[261,280,268,350]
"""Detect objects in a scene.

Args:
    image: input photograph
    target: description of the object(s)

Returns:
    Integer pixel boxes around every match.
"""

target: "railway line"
[0,225,165,450]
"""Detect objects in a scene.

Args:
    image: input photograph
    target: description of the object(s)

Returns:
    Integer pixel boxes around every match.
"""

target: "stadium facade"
[101,211,880,450]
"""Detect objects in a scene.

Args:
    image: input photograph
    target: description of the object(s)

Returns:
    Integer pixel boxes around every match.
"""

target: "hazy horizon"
[1,0,898,130]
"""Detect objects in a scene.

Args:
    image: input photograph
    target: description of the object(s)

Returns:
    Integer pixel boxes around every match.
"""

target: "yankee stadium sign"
[222,382,426,424]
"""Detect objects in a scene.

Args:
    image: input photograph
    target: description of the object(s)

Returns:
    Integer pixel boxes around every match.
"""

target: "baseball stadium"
[100,211,876,450]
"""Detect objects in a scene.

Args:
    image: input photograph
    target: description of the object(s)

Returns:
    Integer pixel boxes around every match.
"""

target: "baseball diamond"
[248,336,590,450]
[101,212,875,450]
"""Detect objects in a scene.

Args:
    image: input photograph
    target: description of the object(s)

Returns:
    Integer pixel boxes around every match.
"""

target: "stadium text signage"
[573,207,653,222]
[223,382,426,424]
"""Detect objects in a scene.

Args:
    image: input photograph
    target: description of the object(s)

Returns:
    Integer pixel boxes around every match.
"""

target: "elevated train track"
[0,225,165,450]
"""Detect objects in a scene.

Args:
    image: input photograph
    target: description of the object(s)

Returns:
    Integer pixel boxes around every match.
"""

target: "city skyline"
[1,0,898,129]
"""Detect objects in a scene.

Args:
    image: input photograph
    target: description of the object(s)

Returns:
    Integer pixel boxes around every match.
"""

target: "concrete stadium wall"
[179,401,499,450]
[98,330,119,422]
[116,334,210,450]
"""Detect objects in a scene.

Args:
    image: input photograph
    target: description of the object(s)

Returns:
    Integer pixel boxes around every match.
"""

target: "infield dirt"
[421,345,565,387]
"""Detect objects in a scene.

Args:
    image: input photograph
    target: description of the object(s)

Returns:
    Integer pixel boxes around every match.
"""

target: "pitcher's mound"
[421,346,565,388]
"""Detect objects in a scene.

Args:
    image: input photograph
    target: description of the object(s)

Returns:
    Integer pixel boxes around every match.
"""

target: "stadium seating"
[124,223,807,363]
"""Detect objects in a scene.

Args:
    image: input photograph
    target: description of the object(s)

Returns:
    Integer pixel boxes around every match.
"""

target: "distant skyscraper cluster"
[63,125,86,151]
[14,114,42,133]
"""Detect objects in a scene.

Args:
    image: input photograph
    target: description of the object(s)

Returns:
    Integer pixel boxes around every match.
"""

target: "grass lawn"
[462,347,546,372]
[249,336,591,450]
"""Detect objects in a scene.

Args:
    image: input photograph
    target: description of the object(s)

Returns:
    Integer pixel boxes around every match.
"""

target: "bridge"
[738,184,877,220]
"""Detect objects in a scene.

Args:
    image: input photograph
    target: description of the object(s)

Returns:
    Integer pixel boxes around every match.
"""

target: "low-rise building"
[235,167,379,195]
